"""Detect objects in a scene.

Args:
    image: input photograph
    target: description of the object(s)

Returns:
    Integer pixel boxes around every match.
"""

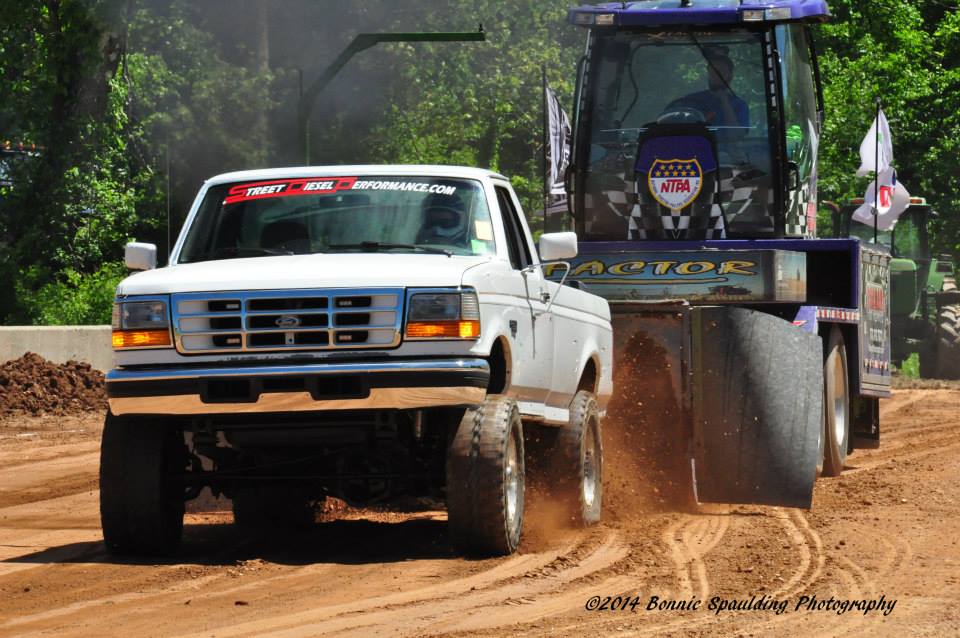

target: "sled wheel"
[822,327,850,477]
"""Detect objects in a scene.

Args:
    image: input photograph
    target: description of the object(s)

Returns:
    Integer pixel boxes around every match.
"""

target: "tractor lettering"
[718,260,757,276]
[675,261,715,275]
[650,261,678,276]
[609,260,646,275]
[573,260,605,277]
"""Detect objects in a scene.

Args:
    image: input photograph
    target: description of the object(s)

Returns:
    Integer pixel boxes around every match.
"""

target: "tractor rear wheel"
[446,396,525,556]
[821,327,850,477]
[935,303,960,379]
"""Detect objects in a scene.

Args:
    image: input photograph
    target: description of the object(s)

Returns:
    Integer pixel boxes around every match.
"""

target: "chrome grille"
[172,289,403,353]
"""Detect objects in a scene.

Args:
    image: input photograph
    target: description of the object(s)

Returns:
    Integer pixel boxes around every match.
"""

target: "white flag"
[856,109,894,177]
[852,167,911,231]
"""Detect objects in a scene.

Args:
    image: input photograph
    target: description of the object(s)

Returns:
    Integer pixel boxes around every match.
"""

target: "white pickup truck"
[103,165,613,556]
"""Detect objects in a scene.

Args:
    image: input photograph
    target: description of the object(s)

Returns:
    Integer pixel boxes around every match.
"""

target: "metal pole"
[297,68,307,165]
[873,98,881,244]
[298,30,486,165]
[166,133,171,263]
[542,65,549,234]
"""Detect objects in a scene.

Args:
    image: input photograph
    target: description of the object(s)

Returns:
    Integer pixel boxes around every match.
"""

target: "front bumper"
[106,358,489,416]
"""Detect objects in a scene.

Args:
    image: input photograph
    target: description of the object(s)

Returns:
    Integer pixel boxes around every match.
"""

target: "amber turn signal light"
[112,329,172,349]
[406,320,480,339]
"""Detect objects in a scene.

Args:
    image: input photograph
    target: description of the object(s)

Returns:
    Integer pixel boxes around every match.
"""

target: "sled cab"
[568,0,829,240]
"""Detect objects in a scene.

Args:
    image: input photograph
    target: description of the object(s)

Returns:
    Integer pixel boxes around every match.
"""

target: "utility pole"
[298,28,486,165]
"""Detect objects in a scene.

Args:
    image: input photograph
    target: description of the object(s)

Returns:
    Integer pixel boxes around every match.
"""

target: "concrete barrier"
[0,326,113,371]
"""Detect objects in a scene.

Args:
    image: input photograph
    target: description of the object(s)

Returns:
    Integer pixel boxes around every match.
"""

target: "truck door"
[494,185,556,409]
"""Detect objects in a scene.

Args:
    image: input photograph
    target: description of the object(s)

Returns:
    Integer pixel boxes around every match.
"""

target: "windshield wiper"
[202,246,294,260]
[328,241,452,257]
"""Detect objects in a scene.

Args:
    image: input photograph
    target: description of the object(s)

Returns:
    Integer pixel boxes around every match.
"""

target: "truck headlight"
[112,298,172,349]
[405,290,480,339]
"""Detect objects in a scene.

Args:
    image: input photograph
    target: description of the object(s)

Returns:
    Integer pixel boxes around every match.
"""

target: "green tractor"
[830,198,960,378]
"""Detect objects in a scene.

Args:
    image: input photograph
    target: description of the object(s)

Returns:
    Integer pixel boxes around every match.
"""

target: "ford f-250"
[103,165,613,556]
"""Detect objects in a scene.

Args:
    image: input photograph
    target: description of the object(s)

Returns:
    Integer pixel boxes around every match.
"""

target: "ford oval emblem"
[275,315,301,329]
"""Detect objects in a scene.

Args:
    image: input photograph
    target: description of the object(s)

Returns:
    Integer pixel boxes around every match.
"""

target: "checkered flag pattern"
[583,160,803,240]
[629,170,727,239]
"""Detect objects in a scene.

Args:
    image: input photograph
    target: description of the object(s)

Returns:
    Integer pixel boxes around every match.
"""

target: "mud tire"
[446,396,525,556]
[935,304,960,380]
[822,327,850,477]
[551,391,603,526]
[100,413,186,555]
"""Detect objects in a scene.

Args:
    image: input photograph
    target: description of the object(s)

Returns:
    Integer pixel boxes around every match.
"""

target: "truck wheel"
[100,413,186,555]
[935,304,960,379]
[446,396,525,556]
[821,327,849,477]
[231,487,316,530]
[552,390,603,526]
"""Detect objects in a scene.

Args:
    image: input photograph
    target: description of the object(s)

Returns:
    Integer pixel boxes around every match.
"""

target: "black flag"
[545,84,571,198]
[543,80,572,232]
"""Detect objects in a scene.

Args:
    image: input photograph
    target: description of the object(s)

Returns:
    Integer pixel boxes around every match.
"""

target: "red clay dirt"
[0,353,106,416]
[0,389,959,637]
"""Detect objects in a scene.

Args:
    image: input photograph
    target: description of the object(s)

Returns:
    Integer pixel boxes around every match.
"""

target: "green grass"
[895,352,920,378]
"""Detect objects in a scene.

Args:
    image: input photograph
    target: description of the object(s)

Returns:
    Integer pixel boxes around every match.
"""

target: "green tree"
[369,0,581,216]
[815,1,960,254]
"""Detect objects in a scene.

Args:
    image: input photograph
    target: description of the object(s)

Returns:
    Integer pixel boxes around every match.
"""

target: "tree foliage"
[0,0,958,324]
[814,0,960,253]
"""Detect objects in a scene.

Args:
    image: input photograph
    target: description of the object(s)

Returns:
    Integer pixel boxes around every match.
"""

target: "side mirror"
[125,242,157,270]
[539,232,578,262]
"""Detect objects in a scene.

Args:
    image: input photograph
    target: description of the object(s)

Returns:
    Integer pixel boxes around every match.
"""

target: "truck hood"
[117,253,492,295]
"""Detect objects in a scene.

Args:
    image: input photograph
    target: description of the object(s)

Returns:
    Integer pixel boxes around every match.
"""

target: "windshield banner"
[224,177,457,204]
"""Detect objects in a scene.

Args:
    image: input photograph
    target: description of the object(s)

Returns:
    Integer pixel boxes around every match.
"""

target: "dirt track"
[1,390,959,637]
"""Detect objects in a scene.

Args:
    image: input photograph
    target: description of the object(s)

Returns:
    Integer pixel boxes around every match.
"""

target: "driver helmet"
[419,192,469,243]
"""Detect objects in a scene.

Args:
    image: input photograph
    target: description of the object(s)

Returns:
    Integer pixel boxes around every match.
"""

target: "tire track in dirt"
[173,530,627,638]
[0,441,98,470]
[0,472,98,510]
[546,512,736,638]
[2,390,958,637]
[0,522,584,638]
[632,509,818,638]
[660,513,729,602]
[768,509,823,599]
[0,445,99,509]
[845,439,960,476]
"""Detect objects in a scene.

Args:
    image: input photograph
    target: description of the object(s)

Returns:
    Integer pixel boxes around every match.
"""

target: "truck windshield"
[582,30,773,238]
[178,176,496,263]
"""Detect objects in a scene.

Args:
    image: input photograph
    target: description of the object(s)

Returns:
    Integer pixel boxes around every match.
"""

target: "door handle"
[540,291,551,304]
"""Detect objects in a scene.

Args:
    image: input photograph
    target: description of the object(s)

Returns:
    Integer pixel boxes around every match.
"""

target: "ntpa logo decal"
[648,159,703,211]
